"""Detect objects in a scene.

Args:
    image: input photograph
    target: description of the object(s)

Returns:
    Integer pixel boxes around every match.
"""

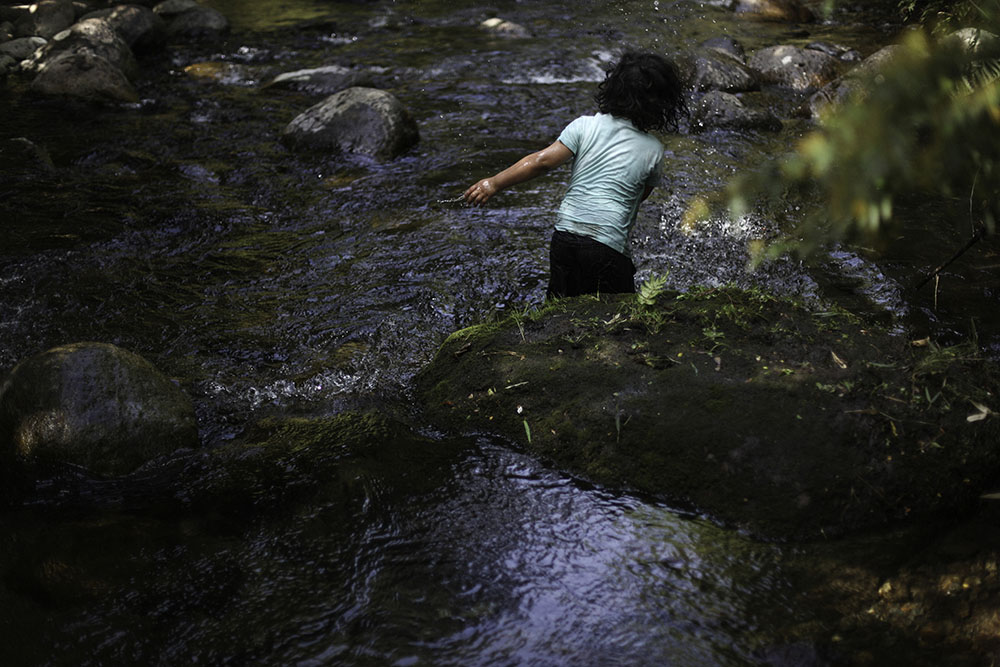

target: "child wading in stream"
[464,51,687,298]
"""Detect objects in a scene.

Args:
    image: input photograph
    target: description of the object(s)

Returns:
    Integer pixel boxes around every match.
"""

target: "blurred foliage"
[899,0,994,33]
[725,0,1000,259]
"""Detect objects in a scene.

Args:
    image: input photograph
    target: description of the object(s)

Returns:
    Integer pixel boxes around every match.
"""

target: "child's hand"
[464,179,497,206]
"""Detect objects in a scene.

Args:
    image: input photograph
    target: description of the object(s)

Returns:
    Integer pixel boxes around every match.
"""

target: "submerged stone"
[266,65,376,96]
[0,137,56,176]
[691,90,782,132]
[176,412,467,520]
[416,288,1000,539]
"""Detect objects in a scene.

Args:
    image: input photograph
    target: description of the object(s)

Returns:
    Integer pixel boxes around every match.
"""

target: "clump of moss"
[416,287,1000,539]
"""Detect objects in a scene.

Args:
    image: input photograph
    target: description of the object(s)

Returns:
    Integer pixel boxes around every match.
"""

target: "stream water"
[2,0,998,664]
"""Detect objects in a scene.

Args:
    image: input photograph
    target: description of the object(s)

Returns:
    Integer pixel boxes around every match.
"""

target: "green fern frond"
[637,273,668,306]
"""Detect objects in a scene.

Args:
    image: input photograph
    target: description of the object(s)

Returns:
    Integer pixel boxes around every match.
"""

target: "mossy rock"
[0,342,198,478]
[416,287,1000,539]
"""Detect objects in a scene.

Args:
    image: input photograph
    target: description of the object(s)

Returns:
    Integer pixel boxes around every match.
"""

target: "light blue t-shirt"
[556,113,663,254]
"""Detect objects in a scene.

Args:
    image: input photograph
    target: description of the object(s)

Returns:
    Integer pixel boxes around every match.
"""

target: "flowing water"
[1,0,998,664]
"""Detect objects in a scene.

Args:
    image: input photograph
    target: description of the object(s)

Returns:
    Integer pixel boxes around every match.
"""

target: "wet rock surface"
[416,289,1000,540]
[281,86,420,159]
[678,47,759,93]
[691,90,782,132]
[808,44,905,117]
[81,5,167,53]
[749,44,842,92]
[0,342,199,478]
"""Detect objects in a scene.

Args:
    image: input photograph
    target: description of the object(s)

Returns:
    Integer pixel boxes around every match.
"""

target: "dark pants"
[547,230,636,299]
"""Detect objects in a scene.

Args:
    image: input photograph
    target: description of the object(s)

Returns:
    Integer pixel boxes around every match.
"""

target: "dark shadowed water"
[1,0,997,664]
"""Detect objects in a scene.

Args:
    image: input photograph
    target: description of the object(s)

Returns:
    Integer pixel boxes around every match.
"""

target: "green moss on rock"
[416,288,1000,539]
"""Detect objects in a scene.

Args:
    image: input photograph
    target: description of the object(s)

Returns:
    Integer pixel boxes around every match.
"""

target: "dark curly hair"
[595,51,687,133]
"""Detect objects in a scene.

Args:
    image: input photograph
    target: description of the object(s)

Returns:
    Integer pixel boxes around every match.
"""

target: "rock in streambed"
[416,287,1000,539]
[0,342,199,478]
[282,86,419,160]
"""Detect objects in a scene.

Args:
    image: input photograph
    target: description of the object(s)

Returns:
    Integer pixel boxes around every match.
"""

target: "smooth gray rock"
[282,86,419,160]
[26,17,138,102]
[82,4,166,52]
[0,342,199,477]
[27,17,138,79]
[0,36,46,61]
[30,50,138,102]
[678,49,758,93]
[748,44,840,92]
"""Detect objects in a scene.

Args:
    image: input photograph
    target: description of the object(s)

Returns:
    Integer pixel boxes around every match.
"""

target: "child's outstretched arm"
[464,140,573,206]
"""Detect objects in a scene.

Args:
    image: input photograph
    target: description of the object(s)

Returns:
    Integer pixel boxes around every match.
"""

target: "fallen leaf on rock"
[967,400,992,422]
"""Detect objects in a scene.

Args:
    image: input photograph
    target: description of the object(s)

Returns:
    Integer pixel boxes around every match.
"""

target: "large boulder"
[30,50,138,102]
[26,17,138,102]
[415,289,1000,539]
[0,342,199,477]
[281,86,419,160]
[82,4,167,53]
[730,0,815,22]
[677,49,759,93]
[691,90,782,132]
[749,44,841,92]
